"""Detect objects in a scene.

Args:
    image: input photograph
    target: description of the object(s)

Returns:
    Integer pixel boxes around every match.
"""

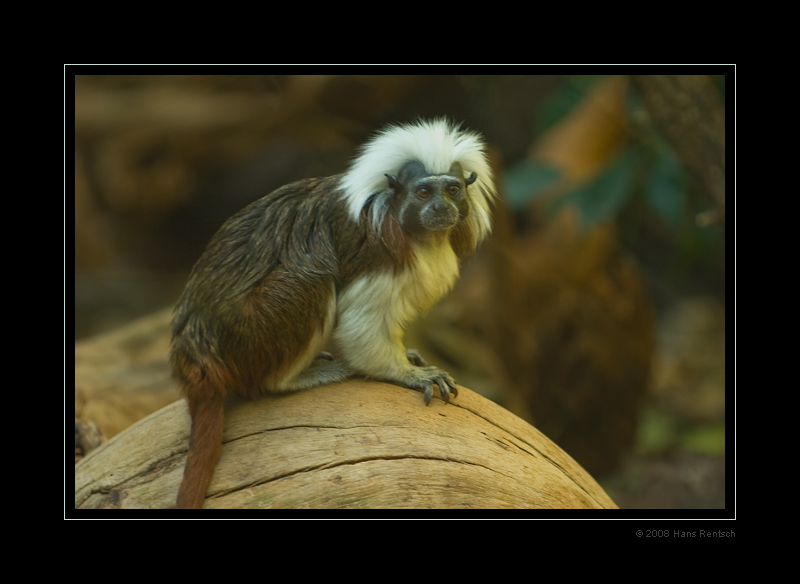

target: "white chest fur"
[333,240,459,378]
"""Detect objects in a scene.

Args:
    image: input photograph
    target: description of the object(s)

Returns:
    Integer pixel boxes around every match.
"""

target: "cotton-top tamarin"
[170,119,496,508]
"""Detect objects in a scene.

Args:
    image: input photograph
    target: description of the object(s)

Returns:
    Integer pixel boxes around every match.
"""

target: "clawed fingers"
[397,362,458,405]
[422,370,458,405]
[406,348,428,367]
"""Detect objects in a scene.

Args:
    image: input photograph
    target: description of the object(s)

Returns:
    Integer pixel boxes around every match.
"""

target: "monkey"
[170,118,496,509]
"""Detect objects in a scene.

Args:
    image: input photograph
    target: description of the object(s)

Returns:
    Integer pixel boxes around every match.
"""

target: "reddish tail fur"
[176,388,226,509]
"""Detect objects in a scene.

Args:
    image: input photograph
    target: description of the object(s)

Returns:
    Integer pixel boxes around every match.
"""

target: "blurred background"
[73,73,727,509]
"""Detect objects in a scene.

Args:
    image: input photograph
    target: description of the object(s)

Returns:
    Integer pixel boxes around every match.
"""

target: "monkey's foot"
[400,365,458,405]
[276,360,356,392]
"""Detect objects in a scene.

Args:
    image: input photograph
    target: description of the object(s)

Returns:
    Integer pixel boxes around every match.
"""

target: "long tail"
[176,389,225,509]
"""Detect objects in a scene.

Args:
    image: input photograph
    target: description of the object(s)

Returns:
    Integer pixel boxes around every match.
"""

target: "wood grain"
[75,379,617,509]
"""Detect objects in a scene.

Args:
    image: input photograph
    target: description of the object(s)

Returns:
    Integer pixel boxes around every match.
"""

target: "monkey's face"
[386,161,471,240]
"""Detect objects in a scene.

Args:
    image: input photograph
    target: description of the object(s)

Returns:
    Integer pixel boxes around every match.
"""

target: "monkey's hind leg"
[275,359,356,392]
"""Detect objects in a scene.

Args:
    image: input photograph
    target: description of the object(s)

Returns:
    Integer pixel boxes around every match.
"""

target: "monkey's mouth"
[420,210,459,231]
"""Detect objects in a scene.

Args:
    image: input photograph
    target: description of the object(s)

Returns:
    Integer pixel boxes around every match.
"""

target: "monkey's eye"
[447,185,460,197]
[417,187,430,198]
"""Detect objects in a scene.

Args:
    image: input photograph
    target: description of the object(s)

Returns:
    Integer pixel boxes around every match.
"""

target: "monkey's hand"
[405,348,427,367]
[397,361,458,405]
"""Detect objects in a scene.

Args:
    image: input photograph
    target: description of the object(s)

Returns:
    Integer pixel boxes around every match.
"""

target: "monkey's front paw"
[406,348,428,367]
[424,367,458,405]
[405,366,458,405]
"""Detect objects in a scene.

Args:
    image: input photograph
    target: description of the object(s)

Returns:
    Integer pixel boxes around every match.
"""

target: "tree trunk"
[75,379,617,509]
[631,74,726,224]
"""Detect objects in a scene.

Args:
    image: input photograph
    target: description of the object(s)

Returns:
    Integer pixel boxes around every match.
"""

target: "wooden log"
[74,379,617,509]
[74,307,178,443]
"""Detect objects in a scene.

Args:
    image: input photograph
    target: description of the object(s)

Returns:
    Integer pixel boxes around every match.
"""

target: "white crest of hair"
[339,118,496,247]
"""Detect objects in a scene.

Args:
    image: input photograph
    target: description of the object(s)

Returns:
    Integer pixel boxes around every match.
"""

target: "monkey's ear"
[385,173,400,190]
[464,172,478,186]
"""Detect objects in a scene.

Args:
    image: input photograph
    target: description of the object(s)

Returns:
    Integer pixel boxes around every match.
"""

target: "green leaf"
[536,75,608,134]
[637,410,678,453]
[553,148,637,229]
[681,423,725,455]
[503,161,562,211]
[646,143,686,227]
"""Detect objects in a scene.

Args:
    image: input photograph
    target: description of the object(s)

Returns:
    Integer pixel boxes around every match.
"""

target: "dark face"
[386,161,471,240]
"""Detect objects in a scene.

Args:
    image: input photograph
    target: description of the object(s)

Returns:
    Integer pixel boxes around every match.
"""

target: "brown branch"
[75,380,618,509]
